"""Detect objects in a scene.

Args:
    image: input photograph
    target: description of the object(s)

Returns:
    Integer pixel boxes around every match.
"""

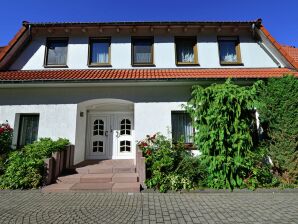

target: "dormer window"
[175,37,198,65]
[132,37,154,66]
[218,36,242,65]
[88,38,111,66]
[44,38,68,67]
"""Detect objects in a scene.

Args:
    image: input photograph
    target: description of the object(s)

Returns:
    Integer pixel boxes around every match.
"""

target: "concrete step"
[112,182,140,192]
[70,182,113,192]
[112,173,138,183]
[80,174,113,183]
[113,166,136,173]
[76,165,136,174]
[57,174,81,184]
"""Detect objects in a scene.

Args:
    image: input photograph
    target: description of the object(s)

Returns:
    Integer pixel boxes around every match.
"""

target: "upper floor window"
[218,36,242,65]
[88,38,111,66]
[175,37,198,65]
[44,38,68,67]
[132,37,154,66]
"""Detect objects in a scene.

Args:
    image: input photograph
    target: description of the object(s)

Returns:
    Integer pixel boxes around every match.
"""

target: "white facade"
[1,22,293,164]
[9,31,283,70]
[0,84,192,164]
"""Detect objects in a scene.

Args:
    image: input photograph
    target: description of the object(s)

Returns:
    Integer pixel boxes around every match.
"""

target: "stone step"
[80,174,113,183]
[76,166,136,174]
[112,182,140,193]
[70,182,113,192]
[57,174,81,184]
[112,173,138,183]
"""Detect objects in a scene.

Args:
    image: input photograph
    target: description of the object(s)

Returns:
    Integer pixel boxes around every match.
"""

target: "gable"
[0,20,297,78]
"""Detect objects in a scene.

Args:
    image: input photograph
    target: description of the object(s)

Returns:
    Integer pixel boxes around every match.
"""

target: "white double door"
[86,112,134,160]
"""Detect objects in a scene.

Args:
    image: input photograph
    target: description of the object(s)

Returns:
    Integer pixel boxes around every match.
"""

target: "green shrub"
[186,79,273,190]
[257,75,298,185]
[139,134,207,192]
[0,138,69,189]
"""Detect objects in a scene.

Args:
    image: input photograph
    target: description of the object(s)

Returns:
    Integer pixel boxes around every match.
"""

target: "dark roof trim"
[24,20,258,27]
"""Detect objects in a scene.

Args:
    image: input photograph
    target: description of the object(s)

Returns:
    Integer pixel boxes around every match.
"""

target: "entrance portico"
[75,99,135,164]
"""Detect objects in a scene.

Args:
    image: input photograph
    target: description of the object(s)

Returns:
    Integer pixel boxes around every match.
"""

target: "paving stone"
[0,191,297,223]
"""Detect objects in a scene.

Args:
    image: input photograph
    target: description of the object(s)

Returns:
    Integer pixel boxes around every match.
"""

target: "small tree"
[257,75,298,184]
[186,79,270,190]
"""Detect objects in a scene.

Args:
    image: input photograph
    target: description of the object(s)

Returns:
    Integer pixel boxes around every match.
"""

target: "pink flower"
[145,149,152,156]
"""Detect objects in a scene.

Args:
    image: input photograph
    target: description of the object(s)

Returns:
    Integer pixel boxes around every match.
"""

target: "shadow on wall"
[0,85,192,105]
[9,38,44,70]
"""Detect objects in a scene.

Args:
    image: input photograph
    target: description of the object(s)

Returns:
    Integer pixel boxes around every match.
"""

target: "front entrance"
[86,112,134,160]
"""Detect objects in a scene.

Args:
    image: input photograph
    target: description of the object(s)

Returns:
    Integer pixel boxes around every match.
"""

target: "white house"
[0,19,297,169]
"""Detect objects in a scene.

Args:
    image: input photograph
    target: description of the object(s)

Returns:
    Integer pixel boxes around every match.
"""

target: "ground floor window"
[17,114,39,148]
[171,111,193,144]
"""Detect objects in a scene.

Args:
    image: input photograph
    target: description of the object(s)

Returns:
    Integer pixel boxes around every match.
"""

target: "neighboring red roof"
[0,47,5,54]
[0,68,296,82]
[259,25,298,70]
[0,26,28,63]
[282,45,298,63]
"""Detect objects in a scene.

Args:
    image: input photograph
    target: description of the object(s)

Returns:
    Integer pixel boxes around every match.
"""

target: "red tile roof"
[0,26,28,63]
[0,68,296,82]
[282,45,298,63]
[259,26,298,70]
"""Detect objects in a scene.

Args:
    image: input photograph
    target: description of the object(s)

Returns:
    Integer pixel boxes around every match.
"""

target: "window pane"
[176,39,195,63]
[219,41,237,63]
[171,112,193,143]
[47,40,68,65]
[18,115,39,147]
[133,40,152,64]
[91,41,109,64]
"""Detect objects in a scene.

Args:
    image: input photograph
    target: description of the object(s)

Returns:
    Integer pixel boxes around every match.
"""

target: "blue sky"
[0,0,297,46]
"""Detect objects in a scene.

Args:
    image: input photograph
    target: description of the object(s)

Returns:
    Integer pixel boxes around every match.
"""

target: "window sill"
[44,65,68,68]
[220,62,244,66]
[176,63,200,66]
[131,64,156,67]
[88,64,112,68]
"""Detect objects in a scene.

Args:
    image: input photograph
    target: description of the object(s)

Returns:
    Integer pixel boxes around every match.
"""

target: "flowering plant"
[138,133,207,192]
[0,121,13,154]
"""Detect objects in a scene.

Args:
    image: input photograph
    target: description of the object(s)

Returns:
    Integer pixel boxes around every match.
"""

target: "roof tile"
[282,45,298,63]
[0,68,296,83]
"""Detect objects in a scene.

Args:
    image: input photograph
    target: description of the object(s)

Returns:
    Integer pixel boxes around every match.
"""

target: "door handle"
[116,130,120,138]
[105,131,109,136]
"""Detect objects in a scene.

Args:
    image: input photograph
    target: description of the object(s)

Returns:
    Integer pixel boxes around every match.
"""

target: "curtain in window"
[219,41,237,62]
[91,42,109,64]
[171,112,193,143]
[177,41,194,63]
[18,115,39,147]
[134,42,152,63]
[47,41,67,65]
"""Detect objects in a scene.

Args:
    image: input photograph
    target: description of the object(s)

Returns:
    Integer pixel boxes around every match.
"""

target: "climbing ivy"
[186,79,269,190]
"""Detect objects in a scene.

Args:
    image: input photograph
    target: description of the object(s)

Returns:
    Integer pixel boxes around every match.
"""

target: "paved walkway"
[0,190,297,224]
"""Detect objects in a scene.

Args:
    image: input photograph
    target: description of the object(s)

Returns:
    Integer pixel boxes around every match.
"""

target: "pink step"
[112,182,140,192]
[57,174,82,184]
[70,182,113,192]
[112,173,138,183]
[42,183,74,193]
[113,167,136,173]
[88,167,113,174]
[80,174,113,183]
